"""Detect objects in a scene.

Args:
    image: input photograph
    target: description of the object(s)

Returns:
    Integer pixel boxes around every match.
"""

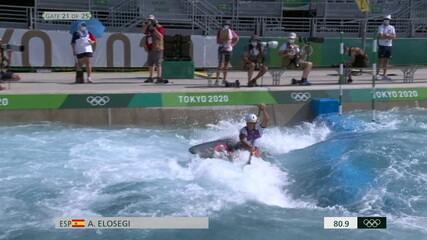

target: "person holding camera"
[215,20,239,86]
[0,38,21,91]
[279,32,312,86]
[71,22,96,84]
[377,15,396,81]
[243,35,268,87]
[142,15,167,84]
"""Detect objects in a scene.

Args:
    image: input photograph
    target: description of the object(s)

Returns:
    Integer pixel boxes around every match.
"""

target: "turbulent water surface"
[1,108,427,240]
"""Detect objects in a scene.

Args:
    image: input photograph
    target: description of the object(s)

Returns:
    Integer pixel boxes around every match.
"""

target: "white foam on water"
[184,120,331,210]
[388,215,427,234]
[189,154,305,209]
[36,119,328,219]
[349,107,427,133]
[1,109,427,239]
[257,122,331,155]
[190,119,242,144]
[191,119,331,155]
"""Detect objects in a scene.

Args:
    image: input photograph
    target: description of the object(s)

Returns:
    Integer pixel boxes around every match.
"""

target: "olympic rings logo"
[290,92,311,102]
[363,219,381,228]
[86,96,110,106]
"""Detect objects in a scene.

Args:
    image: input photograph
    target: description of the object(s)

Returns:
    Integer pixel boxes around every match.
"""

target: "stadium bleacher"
[0,0,426,37]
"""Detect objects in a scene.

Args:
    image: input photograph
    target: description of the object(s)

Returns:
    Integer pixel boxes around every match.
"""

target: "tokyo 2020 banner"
[0,88,426,110]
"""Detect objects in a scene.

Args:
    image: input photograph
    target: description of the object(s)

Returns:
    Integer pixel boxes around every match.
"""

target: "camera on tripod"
[298,37,325,44]
[260,41,279,49]
[0,44,25,52]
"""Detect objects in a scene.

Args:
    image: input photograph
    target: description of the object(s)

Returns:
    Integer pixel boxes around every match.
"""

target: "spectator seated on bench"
[279,32,312,86]
[243,35,268,87]
[344,46,369,83]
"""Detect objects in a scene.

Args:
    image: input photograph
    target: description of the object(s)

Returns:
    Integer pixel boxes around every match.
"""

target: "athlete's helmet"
[245,113,258,123]
[288,32,297,39]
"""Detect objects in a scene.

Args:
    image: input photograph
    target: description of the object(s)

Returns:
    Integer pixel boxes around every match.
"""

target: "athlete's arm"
[347,51,356,66]
[239,134,255,151]
[153,26,164,39]
[243,51,251,64]
[279,48,291,58]
[70,32,78,56]
[278,44,290,57]
[231,30,239,46]
[388,27,396,39]
[258,104,270,128]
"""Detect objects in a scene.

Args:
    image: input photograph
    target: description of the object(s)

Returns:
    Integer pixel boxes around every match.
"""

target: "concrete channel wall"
[1,85,427,126]
[0,100,425,127]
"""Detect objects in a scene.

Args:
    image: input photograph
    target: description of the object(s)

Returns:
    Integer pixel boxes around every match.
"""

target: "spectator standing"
[215,20,239,86]
[71,22,96,83]
[377,15,396,81]
[142,15,167,84]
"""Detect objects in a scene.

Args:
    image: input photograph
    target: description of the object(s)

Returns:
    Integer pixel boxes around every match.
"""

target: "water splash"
[1,108,427,239]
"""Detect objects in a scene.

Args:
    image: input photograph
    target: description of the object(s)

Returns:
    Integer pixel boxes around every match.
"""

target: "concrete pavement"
[0,67,426,94]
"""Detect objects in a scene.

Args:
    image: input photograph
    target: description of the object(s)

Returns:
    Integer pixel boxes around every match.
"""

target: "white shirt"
[279,42,300,55]
[279,43,288,52]
[72,31,94,54]
[218,29,238,52]
[249,48,260,57]
[378,24,396,47]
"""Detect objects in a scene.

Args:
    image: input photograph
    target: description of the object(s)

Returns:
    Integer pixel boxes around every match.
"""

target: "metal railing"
[0,5,34,29]
[107,0,140,29]
[1,3,427,37]
[322,0,413,18]
[411,0,427,18]
[194,0,224,16]
[37,0,90,10]
[282,17,311,33]
[181,0,223,34]
[236,1,283,16]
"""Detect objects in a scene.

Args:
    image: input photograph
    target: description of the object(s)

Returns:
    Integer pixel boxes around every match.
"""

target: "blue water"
[1,108,427,240]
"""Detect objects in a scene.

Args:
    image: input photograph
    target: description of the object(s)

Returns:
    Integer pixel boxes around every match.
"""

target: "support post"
[372,32,378,122]
[339,31,344,115]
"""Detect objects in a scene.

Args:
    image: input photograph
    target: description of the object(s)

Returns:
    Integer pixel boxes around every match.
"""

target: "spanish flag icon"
[71,219,86,228]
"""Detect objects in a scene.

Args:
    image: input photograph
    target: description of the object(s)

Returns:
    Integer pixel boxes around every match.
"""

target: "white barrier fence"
[0,28,219,68]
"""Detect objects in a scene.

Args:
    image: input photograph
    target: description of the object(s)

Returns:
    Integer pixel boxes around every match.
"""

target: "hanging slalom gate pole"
[339,32,344,115]
[372,32,378,122]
